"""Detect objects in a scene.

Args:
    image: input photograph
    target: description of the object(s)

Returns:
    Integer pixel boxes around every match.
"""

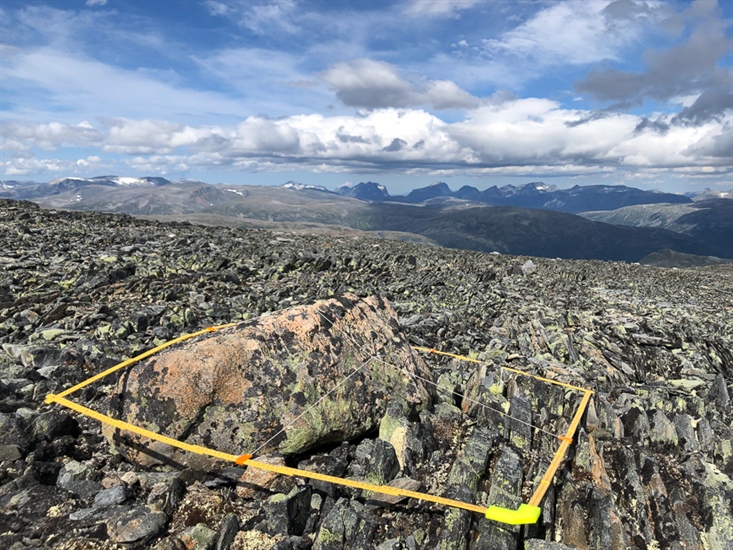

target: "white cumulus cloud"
[321,58,480,110]
[405,0,484,18]
[484,0,654,66]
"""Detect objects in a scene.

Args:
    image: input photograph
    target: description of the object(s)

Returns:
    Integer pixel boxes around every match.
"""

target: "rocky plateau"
[1,198,732,550]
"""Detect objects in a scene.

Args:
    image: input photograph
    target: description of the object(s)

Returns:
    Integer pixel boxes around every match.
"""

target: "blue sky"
[1,0,731,194]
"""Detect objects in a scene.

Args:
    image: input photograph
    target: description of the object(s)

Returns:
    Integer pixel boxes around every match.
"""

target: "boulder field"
[0,198,732,549]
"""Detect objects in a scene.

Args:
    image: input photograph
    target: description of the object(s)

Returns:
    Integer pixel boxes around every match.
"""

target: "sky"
[0,0,731,195]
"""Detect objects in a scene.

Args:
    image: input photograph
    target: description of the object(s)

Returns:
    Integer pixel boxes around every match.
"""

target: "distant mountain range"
[1,176,730,262]
[337,180,694,213]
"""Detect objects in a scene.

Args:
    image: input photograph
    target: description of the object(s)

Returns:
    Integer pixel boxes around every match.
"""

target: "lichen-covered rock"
[103,294,433,468]
[2,199,732,550]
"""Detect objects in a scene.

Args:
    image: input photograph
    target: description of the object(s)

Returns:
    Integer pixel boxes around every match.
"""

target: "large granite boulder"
[103,294,433,468]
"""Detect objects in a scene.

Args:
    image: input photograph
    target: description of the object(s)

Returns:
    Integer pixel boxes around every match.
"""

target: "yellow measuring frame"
[45,326,593,525]
[414,347,594,519]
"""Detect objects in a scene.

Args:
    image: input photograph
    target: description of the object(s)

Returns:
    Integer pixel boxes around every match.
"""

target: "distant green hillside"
[356,204,713,262]
[581,199,732,258]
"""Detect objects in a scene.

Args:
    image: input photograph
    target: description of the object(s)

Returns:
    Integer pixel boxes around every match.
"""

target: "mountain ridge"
[1,177,729,261]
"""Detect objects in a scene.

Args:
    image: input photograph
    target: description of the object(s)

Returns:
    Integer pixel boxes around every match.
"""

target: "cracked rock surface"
[1,198,732,549]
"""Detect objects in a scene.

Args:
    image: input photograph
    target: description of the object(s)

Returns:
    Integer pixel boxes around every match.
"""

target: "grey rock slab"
[180,523,217,550]
[215,512,240,550]
[313,498,364,550]
[709,373,730,409]
[93,484,128,508]
[649,409,678,447]
[473,446,524,549]
[106,505,168,543]
[436,486,473,550]
[0,444,22,461]
[673,413,699,453]
[265,485,313,537]
[30,410,80,441]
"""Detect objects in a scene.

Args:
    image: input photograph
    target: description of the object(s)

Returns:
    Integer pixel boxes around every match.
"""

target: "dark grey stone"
[215,512,240,550]
[265,485,312,536]
[94,484,127,508]
[106,505,168,543]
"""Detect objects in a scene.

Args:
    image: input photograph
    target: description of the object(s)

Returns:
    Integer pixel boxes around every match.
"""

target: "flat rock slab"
[104,294,433,468]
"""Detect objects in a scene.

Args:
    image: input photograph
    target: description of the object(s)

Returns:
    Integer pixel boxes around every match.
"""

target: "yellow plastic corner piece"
[484,504,541,525]
[44,394,57,405]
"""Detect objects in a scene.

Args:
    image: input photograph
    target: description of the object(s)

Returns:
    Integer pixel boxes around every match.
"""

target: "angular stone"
[366,476,422,506]
[215,513,239,550]
[673,414,699,453]
[56,460,102,501]
[621,406,649,441]
[521,260,537,275]
[437,486,473,550]
[180,523,217,550]
[508,393,533,450]
[586,488,629,550]
[649,410,678,447]
[640,455,678,546]
[363,439,400,486]
[265,485,312,536]
[584,397,600,433]
[104,295,433,468]
[313,498,363,550]
[236,455,289,499]
[488,446,523,509]
[296,448,349,500]
[94,484,128,508]
[472,447,525,550]
[709,373,730,409]
[30,411,80,442]
[106,505,167,543]
[669,486,702,549]
[0,412,30,452]
[0,444,22,461]
[556,479,589,548]
[446,426,496,494]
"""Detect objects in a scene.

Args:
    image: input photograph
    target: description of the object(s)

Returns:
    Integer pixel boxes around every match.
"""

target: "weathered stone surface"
[313,498,369,550]
[94,484,128,508]
[104,294,433,468]
[437,486,474,550]
[348,438,400,487]
[236,454,288,499]
[265,485,312,536]
[106,505,167,543]
[215,512,240,550]
[56,459,102,501]
[1,199,732,550]
[180,523,217,550]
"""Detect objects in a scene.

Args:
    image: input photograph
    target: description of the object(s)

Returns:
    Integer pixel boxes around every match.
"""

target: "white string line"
[315,308,561,440]
[254,306,560,458]
[250,315,378,457]
[370,354,560,440]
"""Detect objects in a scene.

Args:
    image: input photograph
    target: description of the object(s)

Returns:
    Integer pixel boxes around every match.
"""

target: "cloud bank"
[0,0,730,189]
[3,98,729,179]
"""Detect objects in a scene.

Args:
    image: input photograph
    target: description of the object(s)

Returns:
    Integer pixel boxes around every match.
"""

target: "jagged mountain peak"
[336,181,390,201]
